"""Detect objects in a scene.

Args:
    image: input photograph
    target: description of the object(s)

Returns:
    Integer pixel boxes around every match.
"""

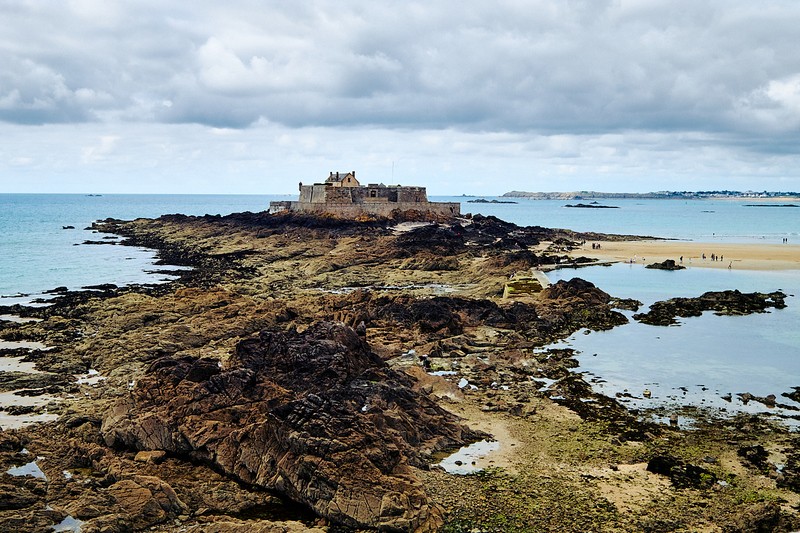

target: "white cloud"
[82,135,120,163]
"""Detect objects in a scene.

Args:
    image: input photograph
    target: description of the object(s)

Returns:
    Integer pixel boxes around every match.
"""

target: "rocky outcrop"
[645,259,685,270]
[633,290,787,326]
[537,278,629,335]
[564,203,619,209]
[102,322,480,531]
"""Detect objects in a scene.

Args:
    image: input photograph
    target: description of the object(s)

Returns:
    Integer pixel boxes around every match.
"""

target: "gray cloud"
[2,1,798,133]
[2,1,800,193]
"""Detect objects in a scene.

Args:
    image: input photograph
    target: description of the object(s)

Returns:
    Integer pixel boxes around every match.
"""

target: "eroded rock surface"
[102,322,479,531]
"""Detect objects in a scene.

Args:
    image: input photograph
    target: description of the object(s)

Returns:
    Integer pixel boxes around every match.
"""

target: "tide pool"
[547,263,800,424]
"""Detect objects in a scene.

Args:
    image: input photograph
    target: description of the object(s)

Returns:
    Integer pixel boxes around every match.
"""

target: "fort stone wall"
[270,201,460,218]
[275,178,459,218]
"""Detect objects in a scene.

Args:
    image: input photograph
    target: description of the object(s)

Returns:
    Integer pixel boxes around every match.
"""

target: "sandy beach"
[575,240,800,271]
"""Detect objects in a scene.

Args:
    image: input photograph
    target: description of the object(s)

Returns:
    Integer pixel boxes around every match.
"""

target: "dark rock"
[646,455,716,488]
[738,445,769,472]
[776,446,800,493]
[102,322,480,530]
[645,259,685,271]
[782,386,800,404]
[633,290,787,326]
[399,254,460,271]
[0,371,71,392]
[564,203,619,209]
[394,223,465,257]
[738,392,754,405]
[467,198,517,204]
[541,278,609,304]
[43,286,69,294]
[81,283,119,291]
[610,297,642,311]
[3,405,36,416]
[367,295,528,336]
[538,278,629,333]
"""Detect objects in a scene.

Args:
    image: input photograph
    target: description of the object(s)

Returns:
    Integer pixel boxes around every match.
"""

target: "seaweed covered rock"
[646,455,716,489]
[633,290,787,326]
[537,278,628,333]
[394,223,465,256]
[101,322,480,531]
[541,278,609,305]
[645,259,685,271]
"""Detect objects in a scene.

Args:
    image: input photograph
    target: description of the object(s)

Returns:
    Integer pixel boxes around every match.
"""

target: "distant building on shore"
[269,170,460,218]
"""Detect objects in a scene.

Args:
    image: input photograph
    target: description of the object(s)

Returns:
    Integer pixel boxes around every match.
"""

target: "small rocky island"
[0,208,798,532]
[564,203,619,209]
[645,259,686,271]
[633,289,786,326]
[467,198,517,204]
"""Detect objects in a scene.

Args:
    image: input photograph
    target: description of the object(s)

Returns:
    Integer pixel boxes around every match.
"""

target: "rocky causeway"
[0,210,798,532]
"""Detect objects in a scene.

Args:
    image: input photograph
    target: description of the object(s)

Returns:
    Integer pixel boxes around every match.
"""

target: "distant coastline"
[502,190,800,200]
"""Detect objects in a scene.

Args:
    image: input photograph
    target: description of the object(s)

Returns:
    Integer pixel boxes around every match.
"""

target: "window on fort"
[370,190,377,198]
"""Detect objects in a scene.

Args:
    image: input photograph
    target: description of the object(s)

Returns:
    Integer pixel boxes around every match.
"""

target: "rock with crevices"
[102,321,479,531]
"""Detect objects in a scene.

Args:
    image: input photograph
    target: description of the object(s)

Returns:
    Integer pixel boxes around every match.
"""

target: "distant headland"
[503,190,800,200]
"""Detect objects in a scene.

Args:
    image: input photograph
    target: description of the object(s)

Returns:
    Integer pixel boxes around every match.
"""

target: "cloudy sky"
[2,1,800,195]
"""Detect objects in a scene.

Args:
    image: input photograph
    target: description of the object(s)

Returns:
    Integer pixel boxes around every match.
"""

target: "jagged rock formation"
[633,289,787,326]
[102,322,480,531]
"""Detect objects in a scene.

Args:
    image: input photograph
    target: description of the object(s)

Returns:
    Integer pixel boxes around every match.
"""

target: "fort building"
[269,171,460,218]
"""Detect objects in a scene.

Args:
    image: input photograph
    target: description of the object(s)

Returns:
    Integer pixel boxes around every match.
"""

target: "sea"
[1,193,799,425]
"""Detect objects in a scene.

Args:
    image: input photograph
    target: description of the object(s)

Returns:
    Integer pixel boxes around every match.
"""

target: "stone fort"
[269,171,460,218]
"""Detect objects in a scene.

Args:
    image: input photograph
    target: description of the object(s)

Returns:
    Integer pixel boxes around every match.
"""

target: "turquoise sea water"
[0,194,292,301]
[1,193,798,424]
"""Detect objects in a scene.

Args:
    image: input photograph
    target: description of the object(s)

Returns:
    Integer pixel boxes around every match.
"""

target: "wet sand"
[578,241,800,271]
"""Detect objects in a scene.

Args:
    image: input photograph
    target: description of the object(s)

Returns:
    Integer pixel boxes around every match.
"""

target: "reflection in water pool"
[546,264,800,425]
